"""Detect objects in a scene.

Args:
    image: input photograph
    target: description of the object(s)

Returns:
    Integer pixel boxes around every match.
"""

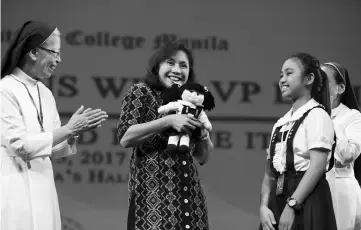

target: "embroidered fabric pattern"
[117,83,209,230]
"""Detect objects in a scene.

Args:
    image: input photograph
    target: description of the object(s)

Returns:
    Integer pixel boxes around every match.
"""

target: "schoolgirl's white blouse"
[267,99,335,173]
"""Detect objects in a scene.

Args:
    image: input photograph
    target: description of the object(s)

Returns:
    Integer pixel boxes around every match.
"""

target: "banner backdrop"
[2,0,361,229]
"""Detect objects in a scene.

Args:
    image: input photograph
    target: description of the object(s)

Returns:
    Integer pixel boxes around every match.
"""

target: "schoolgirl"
[259,53,337,230]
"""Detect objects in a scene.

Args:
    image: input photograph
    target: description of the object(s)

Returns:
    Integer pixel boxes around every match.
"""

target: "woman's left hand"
[278,205,295,230]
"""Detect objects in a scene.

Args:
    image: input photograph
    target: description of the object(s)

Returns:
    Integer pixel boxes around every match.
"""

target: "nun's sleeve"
[50,96,77,158]
[334,111,361,165]
[0,86,53,158]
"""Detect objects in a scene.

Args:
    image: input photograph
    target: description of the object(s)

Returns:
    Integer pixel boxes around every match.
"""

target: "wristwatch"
[286,197,302,210]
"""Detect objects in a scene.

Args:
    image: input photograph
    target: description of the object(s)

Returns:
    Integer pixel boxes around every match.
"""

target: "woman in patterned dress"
[117,41,213,230]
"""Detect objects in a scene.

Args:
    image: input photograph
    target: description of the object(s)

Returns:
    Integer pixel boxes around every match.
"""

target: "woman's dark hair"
[288,52,331,115]
[144,40,196,91]
[162,83,215,111]
[321,62,360,112]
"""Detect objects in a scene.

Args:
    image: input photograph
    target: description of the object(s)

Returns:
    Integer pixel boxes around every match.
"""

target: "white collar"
[331,103,349,119]
[11,67,39,86]
[274,98,321,127]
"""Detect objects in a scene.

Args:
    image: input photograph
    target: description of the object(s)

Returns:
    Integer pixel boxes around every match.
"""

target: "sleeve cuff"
[198,155,211,166]
[308,140,332,151]
[51,141,77,158]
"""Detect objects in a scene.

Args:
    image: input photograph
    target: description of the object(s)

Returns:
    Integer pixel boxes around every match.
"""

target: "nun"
[322,62,361,230]
[0,21,108,230]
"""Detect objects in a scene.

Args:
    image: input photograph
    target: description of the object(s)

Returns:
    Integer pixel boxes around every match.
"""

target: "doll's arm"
[198,111,212,132]
[158,102,181,114]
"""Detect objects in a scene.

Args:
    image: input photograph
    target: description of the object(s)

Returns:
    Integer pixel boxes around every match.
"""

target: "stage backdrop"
[2,0,361,229]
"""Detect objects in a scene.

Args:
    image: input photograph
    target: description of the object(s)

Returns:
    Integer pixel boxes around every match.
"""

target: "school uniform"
[263,98,337,230]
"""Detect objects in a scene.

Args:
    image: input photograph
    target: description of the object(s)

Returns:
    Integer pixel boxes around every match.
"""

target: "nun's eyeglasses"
[38,47,61,58]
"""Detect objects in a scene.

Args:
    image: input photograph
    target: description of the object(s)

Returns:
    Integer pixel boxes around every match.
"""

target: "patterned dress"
[117,82,209,230]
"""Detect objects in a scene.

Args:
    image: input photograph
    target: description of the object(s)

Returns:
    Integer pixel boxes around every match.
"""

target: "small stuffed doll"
[158,83,215,154]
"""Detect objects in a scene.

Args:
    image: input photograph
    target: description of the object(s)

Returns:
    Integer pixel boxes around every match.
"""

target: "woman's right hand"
[260,205,276,230]
[65,105,108,136]
[166,114,202,136]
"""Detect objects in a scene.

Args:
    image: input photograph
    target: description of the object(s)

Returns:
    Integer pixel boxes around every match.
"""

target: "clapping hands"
[66,105,108,136]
